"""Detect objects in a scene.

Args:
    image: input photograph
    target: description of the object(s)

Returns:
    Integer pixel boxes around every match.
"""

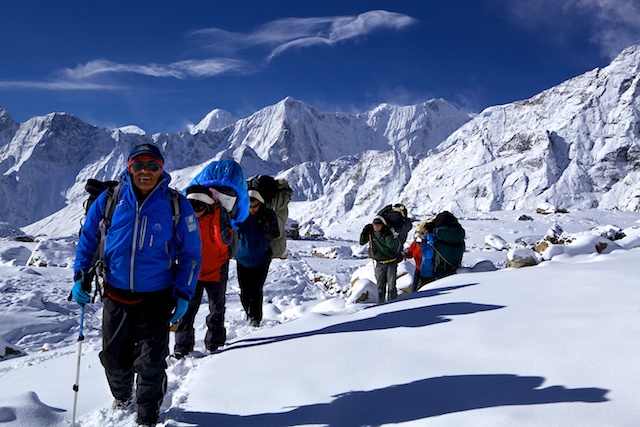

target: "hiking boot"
[172,346,191,359]
[112,397,133,410]
[136,414,158,426]
[171,350,187,360]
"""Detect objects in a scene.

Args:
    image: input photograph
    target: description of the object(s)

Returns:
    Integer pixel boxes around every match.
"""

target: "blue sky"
[1,0,639,134]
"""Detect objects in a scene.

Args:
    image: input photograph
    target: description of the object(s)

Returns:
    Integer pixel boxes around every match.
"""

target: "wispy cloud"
[0,57,248,92]
[191,10,418,61]
[61,58,248,80]
[0,10,416,91]
[500,0,640,58]
[0,58,247,91]
[0,80,119,90]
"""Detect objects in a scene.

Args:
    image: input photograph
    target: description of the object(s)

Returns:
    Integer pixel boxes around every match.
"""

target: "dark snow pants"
[99,287,174,424]
[237,260,271,324]
[375,260,398,302]
[417,276,435,291]
[175,263,229,353]
[411,268,421,292]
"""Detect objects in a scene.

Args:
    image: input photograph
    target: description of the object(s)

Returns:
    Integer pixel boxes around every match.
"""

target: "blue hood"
[189,159,250,228]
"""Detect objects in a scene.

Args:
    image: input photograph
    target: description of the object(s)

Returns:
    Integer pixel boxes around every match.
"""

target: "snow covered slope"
[402,45,640,216]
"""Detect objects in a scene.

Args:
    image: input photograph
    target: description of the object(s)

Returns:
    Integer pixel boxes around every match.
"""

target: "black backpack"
[377,204,412,251]
[80,179,119,236]
[247,175,278,204]
[433,210,461,229]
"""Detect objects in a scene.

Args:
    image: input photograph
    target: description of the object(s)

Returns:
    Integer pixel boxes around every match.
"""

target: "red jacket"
[405,241,422,272]
[197,206,231,282]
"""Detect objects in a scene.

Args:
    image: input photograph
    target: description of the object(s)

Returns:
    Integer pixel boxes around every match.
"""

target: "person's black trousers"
[99,288,173,424]
[175,263,229,352]
[237,260,271,324]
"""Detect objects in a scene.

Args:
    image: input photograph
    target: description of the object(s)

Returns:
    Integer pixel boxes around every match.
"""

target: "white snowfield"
[0,210,639,426]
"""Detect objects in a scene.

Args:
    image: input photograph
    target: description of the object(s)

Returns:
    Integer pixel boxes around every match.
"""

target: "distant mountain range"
[1,45,639,237]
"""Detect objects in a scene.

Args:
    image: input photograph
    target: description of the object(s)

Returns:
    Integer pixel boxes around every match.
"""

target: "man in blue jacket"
[73,143,201,426]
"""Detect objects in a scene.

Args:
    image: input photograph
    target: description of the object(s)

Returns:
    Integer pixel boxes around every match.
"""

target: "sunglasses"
[130,161,161,172]
[189,200,208,213]
[249,202,260,209]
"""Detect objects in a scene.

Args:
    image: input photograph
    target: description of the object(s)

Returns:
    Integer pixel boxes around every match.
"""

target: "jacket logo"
[186,214,198,233]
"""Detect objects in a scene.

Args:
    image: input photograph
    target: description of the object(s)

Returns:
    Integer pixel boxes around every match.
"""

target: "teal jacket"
[360,225,401,262]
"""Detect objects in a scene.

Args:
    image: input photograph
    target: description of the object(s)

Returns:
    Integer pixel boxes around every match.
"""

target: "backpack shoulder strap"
[92,183,122,278]
[169,188,181,228]
[168,188,182,242]
[102,184,122,228]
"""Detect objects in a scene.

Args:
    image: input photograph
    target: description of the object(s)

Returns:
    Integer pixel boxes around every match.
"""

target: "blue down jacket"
[74,171,201,300]
[235,206,279,268]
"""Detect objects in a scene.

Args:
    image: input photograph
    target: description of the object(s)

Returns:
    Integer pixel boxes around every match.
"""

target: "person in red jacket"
[173,185,233,358]
[405,218,437,292]
[405,238,422,292]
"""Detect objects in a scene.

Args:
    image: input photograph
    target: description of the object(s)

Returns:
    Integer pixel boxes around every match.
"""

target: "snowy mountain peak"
[189,108,238,134]
[401,44,640,216]
[114,125,146,135]
[0,106,19,147]
[0,106,15,122]
[611,44,640,66]
[366,99,473,157]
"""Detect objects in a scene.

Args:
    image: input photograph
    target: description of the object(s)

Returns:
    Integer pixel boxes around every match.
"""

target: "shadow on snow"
[173,374,608,426]
[229,283,495,351]
[169,282,608,425]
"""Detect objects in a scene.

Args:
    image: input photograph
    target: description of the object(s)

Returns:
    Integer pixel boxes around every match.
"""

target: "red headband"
[127,154,164,169]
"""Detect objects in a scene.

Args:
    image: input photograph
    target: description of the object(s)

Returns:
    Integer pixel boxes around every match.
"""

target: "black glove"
[364,224,373,234]
[219,206,233,246]
[74,270,93,294]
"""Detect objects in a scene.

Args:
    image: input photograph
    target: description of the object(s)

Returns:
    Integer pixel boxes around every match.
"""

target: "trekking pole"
[72,305,85,427]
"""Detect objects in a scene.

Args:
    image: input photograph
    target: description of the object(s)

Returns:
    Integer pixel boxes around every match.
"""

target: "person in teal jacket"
[432,211,466,279]
[73,143,201,426]
[360,215,402,302]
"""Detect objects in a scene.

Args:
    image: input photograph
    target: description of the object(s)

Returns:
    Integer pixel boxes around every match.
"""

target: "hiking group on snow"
[359,205,465,303]
[71,143,465,426]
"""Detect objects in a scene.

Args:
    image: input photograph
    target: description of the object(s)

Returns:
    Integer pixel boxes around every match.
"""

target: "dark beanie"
[128,143,165,164]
